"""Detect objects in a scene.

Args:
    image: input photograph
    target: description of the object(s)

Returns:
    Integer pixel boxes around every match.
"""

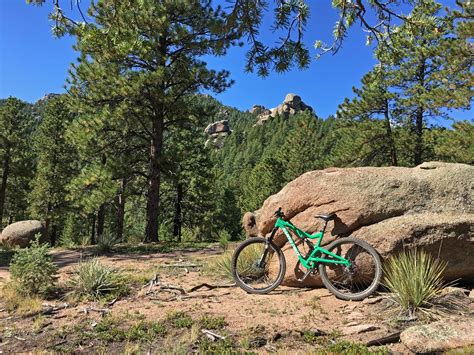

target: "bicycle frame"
[270,218,351,269]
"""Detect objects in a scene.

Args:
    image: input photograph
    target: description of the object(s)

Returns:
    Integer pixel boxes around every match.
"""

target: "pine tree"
[337,66,399,166]
[29,96,78,245]
[376,0,472,165]
[67,1,240,242]
[0,98,34,226]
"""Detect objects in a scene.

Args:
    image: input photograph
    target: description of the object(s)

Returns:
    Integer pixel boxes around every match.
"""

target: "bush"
[206,244,263,282]
[96,232,119,254]
[218,230,231,251]
[166,311,194,328]
[206,251,233,281]
[60,214,89,247]
[9,235,57,296]
[68,258,127,301]
[383,249,446,318]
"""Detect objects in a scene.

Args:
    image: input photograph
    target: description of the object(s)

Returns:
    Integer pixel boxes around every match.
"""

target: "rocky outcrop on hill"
[204,119,231,149]
[0,220,47,248]
[251,93,313,125]
[243,162,474,287]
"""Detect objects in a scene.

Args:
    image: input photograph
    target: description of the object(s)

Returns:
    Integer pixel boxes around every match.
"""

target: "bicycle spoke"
[321,240,379,296]
[233,240,282,291]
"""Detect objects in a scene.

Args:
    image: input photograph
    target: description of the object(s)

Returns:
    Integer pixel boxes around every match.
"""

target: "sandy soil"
[1,244,472,353]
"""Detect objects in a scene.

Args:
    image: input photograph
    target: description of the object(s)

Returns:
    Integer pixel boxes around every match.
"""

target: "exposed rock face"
[243,162,474,287]
[204,119,231,149]
[252,93,314,125]
[249,105,266,115]
[400,319,474,353]
[0,220,47,248]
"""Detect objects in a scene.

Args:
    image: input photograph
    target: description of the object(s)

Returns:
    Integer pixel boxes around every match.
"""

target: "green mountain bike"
[232,208,382,301]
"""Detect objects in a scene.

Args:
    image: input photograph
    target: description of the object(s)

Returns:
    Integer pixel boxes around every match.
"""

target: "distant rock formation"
[37,93,60,103]
[204,119,231,149]
[251,93,314,125]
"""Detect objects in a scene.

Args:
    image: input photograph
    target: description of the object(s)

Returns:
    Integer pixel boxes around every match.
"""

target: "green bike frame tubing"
[273,218,350,270]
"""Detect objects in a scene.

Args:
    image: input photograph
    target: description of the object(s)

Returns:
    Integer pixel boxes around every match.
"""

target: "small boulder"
[0,220,47,248]
[400,319,474,353]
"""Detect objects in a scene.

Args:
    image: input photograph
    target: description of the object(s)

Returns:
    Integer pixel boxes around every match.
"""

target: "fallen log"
[365,331,401,347]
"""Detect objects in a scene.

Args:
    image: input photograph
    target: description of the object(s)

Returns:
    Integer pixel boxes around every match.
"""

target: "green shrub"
[96,232,119,254]
[218,230,231,251]
[383,249,446,318]
[199,315,227,330]
[68,258,128,301]
[166,311,194,328]
[324,340,387,354]
[9,235,57,296]
[60,214,89,247]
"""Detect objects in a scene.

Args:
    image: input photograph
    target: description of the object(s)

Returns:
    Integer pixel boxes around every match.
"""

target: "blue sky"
[0,0,471,121]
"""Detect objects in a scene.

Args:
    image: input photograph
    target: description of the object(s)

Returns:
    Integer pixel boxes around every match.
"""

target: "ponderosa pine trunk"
[0,150,11,225]
[413,59,426,166]
[383,100,398,166]
[116,178,126,242]
[90,213,96,245]
[145,117,164,243]
[96,204,106,242]
[173,182,183,241]
[414,106,424,166]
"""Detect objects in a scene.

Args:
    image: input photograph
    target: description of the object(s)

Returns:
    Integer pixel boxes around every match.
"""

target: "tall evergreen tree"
[337,66,399,166]
[68,0,240,242]
[376,0,472,165]
[29,96,78,245]
[0,98,34,226]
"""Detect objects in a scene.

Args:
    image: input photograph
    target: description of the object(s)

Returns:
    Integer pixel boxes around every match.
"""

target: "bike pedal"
[297,269,314,282]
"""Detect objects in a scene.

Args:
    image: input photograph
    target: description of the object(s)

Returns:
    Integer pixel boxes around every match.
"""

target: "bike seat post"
[321,220,329,235]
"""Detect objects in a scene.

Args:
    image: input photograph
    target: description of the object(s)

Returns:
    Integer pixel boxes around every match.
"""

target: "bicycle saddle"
[314,213,336,222]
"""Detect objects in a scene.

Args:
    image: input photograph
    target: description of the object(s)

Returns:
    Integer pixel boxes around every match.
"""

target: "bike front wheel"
[318,237,382,301]
[232,237,286,294]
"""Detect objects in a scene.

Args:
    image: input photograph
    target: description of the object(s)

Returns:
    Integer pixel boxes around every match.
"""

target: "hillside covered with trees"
[0,0,471,247]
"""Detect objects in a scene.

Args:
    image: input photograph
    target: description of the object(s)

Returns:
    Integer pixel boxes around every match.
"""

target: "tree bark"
[50,224,57,247]
[90,213,96,245]
[173,182,183,241]
[145,117,164,243]
[96,203,106,241]
[0,150,11,225]
[413,59,426,166]
[383,100,398,166]
[116,178,126,242]
[414,106,424,166]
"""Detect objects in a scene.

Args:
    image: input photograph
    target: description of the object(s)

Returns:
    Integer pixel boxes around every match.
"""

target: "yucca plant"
[207,244,265,281]
[96,232,119,254]
[383,249,447,319]
[68,258,127,300]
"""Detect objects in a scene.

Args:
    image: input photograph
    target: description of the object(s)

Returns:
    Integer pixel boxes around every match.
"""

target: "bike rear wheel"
[232,237,286,294]
[318,237,382,301]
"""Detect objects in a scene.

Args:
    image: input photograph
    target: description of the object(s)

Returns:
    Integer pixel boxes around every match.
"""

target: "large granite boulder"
[0,220,47,248]
[243,162,474,287]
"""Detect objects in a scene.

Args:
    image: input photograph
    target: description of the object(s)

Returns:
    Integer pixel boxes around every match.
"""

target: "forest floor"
[0,243,473,354]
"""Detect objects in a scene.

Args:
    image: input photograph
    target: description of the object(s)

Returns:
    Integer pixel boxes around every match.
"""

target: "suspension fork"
[257,227,278,267]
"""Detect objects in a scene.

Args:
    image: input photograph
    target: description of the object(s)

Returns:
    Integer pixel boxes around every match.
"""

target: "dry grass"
[2,282,43,316]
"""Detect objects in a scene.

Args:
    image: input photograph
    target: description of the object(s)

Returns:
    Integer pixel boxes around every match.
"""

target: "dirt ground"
[1,244,472,354]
